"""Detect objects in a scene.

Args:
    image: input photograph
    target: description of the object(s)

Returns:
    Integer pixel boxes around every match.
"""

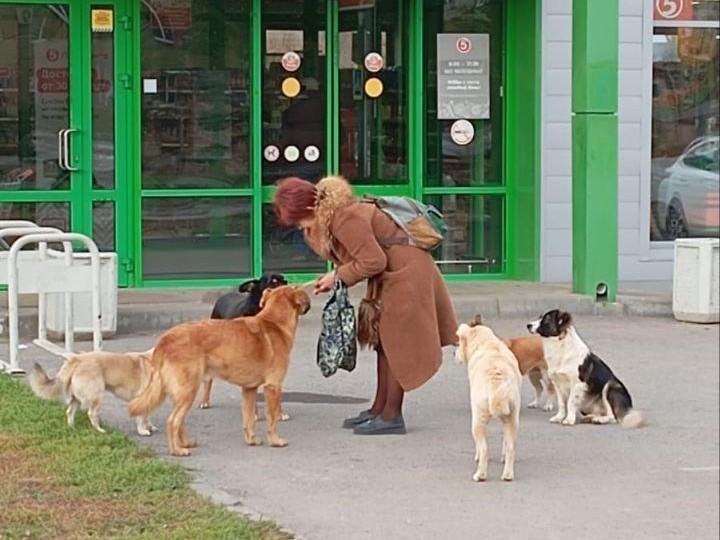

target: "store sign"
[654,0,693,20]
[281,77,301,98]
[364,52,383,73]
[91,9,113,33]
[304,145,320,162]
[281,51,301,72]
[450,119,475,146]
[284,145,300,162]
[364,77,383,98]
[264,145,280,162]
[436,33,489,120]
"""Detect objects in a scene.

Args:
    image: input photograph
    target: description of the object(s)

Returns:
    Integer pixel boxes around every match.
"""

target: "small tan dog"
[456,316,522,482]
[29,350,157,436]
[502,336,555,411]
[128,285,311,456]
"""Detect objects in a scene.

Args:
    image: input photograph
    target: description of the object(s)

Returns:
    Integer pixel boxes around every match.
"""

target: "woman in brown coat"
[273,175,458,435]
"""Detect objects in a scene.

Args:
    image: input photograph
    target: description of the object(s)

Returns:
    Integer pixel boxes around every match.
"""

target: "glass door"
[0,0,133,285]
[0,3,76,235]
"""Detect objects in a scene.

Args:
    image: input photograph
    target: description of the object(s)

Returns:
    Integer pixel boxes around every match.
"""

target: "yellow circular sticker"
[281,77,301,98]
[364,77,383,99]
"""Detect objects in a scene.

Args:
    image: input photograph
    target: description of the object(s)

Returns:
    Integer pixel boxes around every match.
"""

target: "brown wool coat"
[305,177,458,391]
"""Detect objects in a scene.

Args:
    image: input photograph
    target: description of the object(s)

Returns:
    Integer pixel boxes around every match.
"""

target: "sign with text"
[654,0,693,21]
[436,33,489,120]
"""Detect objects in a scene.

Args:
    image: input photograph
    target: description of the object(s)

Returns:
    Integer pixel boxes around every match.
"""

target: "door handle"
[63,128,80,172]
[57,128,68,170]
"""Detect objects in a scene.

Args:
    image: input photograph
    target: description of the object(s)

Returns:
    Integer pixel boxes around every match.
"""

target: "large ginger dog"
[128,285,311,456]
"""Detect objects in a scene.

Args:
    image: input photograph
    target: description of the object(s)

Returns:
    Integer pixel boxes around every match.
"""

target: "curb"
[1,292,673,340]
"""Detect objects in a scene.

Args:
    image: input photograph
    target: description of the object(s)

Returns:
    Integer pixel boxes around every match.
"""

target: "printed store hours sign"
[436,33,490,120]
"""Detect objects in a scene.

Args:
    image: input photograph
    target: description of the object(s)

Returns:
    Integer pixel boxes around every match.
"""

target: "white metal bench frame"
[1,232,103,374]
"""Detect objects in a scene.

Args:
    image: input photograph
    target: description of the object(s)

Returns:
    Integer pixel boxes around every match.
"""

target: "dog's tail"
[28,359,78,402]
[128,350,166,417]
[488,373,516,417]
[621,409,646,429]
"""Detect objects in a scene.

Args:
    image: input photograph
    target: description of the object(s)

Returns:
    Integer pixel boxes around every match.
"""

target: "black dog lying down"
[200,273,288,410]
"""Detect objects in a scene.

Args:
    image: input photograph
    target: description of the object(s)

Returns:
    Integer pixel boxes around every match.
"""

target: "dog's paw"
[501,471,514,482]
[269,436,288,448]
[543,402,555,412]
[137,428,152,437]
[280,412,291,421]
[198,402,210,410]
[549,414,564,424]
[562,416,576,426]
[472,471,487,482]
[244,435,263,446]
[527,400,539,409]
[170,448,191,457]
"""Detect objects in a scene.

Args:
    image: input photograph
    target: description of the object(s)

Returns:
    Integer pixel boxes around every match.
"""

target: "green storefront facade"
[0,1,615,292]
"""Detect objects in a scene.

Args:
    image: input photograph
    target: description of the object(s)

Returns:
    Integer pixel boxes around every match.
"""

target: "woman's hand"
[314,270,336,295]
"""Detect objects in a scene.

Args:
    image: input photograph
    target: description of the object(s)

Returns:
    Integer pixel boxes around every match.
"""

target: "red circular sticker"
[281,51,301,72]
[456,37,472,54]
[364,52,384,73]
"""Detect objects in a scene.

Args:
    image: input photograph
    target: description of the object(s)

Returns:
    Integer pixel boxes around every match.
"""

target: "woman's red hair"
[273,177,317,226]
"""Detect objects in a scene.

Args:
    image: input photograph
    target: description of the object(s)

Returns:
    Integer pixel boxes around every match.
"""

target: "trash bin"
[45,252,118,337]
[673,238,719,323]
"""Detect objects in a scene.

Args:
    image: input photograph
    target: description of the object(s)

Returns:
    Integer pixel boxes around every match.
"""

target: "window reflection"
[262,2,327,185]
[651,27,720,241]
[338,0,408,184]
[140,1,251,189]
[0,5,70,191]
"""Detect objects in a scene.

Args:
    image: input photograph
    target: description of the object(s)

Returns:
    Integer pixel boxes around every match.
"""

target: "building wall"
[540,0,674,282]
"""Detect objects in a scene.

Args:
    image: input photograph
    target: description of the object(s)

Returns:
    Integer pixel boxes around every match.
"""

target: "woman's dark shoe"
[353,415,406,435]
[342,409,376,429]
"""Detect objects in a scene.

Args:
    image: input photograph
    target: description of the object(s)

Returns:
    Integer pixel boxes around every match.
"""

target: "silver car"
[656,135,720,240]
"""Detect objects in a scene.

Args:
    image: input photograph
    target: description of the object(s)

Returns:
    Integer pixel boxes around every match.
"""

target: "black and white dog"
[527,309,644,429]
[201,273,288,410]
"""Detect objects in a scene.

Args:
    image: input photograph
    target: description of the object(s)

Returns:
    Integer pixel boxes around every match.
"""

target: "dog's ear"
[455,325,470,363]
[238,279,260,293]
[469,314,483,327]
[259,287,274,308]
[557,311,572,330]
[456,323,472,339]
[291,287,311,313]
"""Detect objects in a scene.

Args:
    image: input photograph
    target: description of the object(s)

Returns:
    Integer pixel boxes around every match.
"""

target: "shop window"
[261,204,325,274]
[262,1,327,185]
[425,194,503,274]
[423,0,503,187]
[140,1,251,189]
[0,202,70,233]
[0,5,71,192]
[338,0,408,184]
[142,197,252,279]
[650,2,720,241]
[93,201,114,252]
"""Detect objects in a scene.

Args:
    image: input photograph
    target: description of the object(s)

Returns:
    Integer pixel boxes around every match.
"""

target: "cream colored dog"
[29,349,156,436]
[456,316,522,482]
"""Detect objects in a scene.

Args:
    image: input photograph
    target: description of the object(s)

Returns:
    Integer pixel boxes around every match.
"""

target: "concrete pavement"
[9,304,719,540]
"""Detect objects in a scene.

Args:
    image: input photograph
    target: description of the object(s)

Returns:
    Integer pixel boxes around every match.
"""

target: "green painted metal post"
[572,0,618,301]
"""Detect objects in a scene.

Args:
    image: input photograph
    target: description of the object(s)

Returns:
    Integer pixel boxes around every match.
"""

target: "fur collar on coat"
[303,175,355,259]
